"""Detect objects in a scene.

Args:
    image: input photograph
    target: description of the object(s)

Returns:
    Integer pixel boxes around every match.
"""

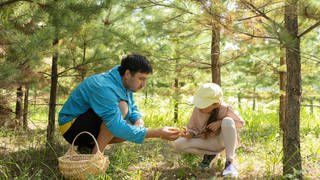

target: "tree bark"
[237,93,241,109]
[279,48,286,131]
[47,38,59,144]
[173,78,179,123]
[144,89,148,105]
[23,85,29,129]
[283,0,302,177]
[309,99,313,114]
[33,88,37,110]
[252,86,256,110]
[79,40,87,81]
[211,23,221,85]
[15,85,23,127]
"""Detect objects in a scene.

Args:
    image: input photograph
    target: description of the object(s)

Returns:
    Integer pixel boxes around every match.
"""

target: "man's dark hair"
[118,54,153,76]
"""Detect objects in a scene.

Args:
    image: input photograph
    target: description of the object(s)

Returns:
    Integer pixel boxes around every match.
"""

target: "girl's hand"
[179,127,193,138]
[206,120,222,132]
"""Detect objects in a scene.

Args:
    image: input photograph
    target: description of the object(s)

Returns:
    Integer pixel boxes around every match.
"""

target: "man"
[58,54,180,153]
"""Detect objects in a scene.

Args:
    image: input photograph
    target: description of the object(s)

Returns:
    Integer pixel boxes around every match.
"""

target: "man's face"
[123,70,149,92]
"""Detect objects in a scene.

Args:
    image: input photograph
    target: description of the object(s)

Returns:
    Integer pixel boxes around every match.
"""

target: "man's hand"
[146,127,180,141]
[159,127,180,141]
[134,119,144,127]
[206,120,222,132]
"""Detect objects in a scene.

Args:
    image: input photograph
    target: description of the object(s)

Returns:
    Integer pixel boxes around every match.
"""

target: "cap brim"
[192,97,214,109]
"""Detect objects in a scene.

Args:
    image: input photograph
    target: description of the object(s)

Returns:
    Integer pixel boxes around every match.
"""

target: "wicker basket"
[58,131,109,180]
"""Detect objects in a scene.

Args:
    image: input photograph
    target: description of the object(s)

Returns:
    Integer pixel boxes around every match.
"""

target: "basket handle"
[67,131,102,155]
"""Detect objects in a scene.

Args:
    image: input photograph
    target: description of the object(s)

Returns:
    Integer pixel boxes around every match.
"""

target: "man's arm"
[127,92,142,124]
[146,127,180,141]
[119,100,144,127]
[90,87,147,143]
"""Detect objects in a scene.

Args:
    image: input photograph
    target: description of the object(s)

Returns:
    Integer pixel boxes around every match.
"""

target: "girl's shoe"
[222,161,238,177]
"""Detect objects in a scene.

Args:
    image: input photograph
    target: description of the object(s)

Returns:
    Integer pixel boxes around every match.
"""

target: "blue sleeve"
[89,88,146,144]
[128,93,142,124]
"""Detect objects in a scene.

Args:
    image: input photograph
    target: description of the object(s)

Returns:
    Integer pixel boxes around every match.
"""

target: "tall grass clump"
[1,95,319,179]
[138,96,192,128]
[0,129,65,179]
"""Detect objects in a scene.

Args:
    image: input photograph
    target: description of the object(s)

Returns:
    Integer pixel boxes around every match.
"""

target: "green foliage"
[139,96,192,128]
[0,0,320,178]
[1,102,319,178]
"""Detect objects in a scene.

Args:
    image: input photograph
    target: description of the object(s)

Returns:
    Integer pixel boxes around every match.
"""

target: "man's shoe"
[222,161,238,177]
[199,154,216,169]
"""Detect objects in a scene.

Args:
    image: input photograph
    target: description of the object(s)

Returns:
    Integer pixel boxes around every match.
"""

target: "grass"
[0,98,319,179]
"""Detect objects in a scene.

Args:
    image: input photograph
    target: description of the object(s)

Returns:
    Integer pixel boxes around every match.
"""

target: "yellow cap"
[192,83,223,109]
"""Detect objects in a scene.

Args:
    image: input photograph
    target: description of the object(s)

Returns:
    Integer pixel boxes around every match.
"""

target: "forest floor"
[1,106,320,179]
[0,126,319,179]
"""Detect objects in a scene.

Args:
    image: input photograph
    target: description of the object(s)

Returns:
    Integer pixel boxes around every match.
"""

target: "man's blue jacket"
[58,66,146,143]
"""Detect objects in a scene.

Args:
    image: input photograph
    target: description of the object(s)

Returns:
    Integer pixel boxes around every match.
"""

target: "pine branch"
[196,0,231,31]
[57,57,108,76]
[236,14,262,21]
[236,31,277,39]
[38,71,51,77]
[298,20,320,38]
[251,54,279,74]
[189,58,211,66]
[239,0,283,30]
[236,5,283,22]
[0,0,33,8]
[220,52,248,66]
[145,0,194,15]
[301,51,320,63]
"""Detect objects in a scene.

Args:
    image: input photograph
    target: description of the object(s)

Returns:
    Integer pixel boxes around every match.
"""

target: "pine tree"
[238,0,320,177]
[38,0,110,144]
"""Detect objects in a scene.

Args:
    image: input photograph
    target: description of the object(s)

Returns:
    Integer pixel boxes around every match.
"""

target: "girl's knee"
[221,117,235,128]
[173,138,187,152]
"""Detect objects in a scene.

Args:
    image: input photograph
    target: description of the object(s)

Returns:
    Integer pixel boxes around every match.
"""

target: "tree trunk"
[47,38,59,144]
[78,40,87,81]
[283,0,302,177]
[252,96,256,110]
[82,41,86,80]
[279,48,286,131]
[211,23,221,85]
[174,101,178,123]
[173,78,179,123]
[15,85,23,127]
[144,89,148,105]
[252,86,256,111]
[33,88,37,110]
[23,85,29,130]
[237,93,241,109]
[309,99,313,114]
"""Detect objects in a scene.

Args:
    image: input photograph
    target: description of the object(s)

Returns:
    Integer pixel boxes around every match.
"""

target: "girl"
[173,83,244,177]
